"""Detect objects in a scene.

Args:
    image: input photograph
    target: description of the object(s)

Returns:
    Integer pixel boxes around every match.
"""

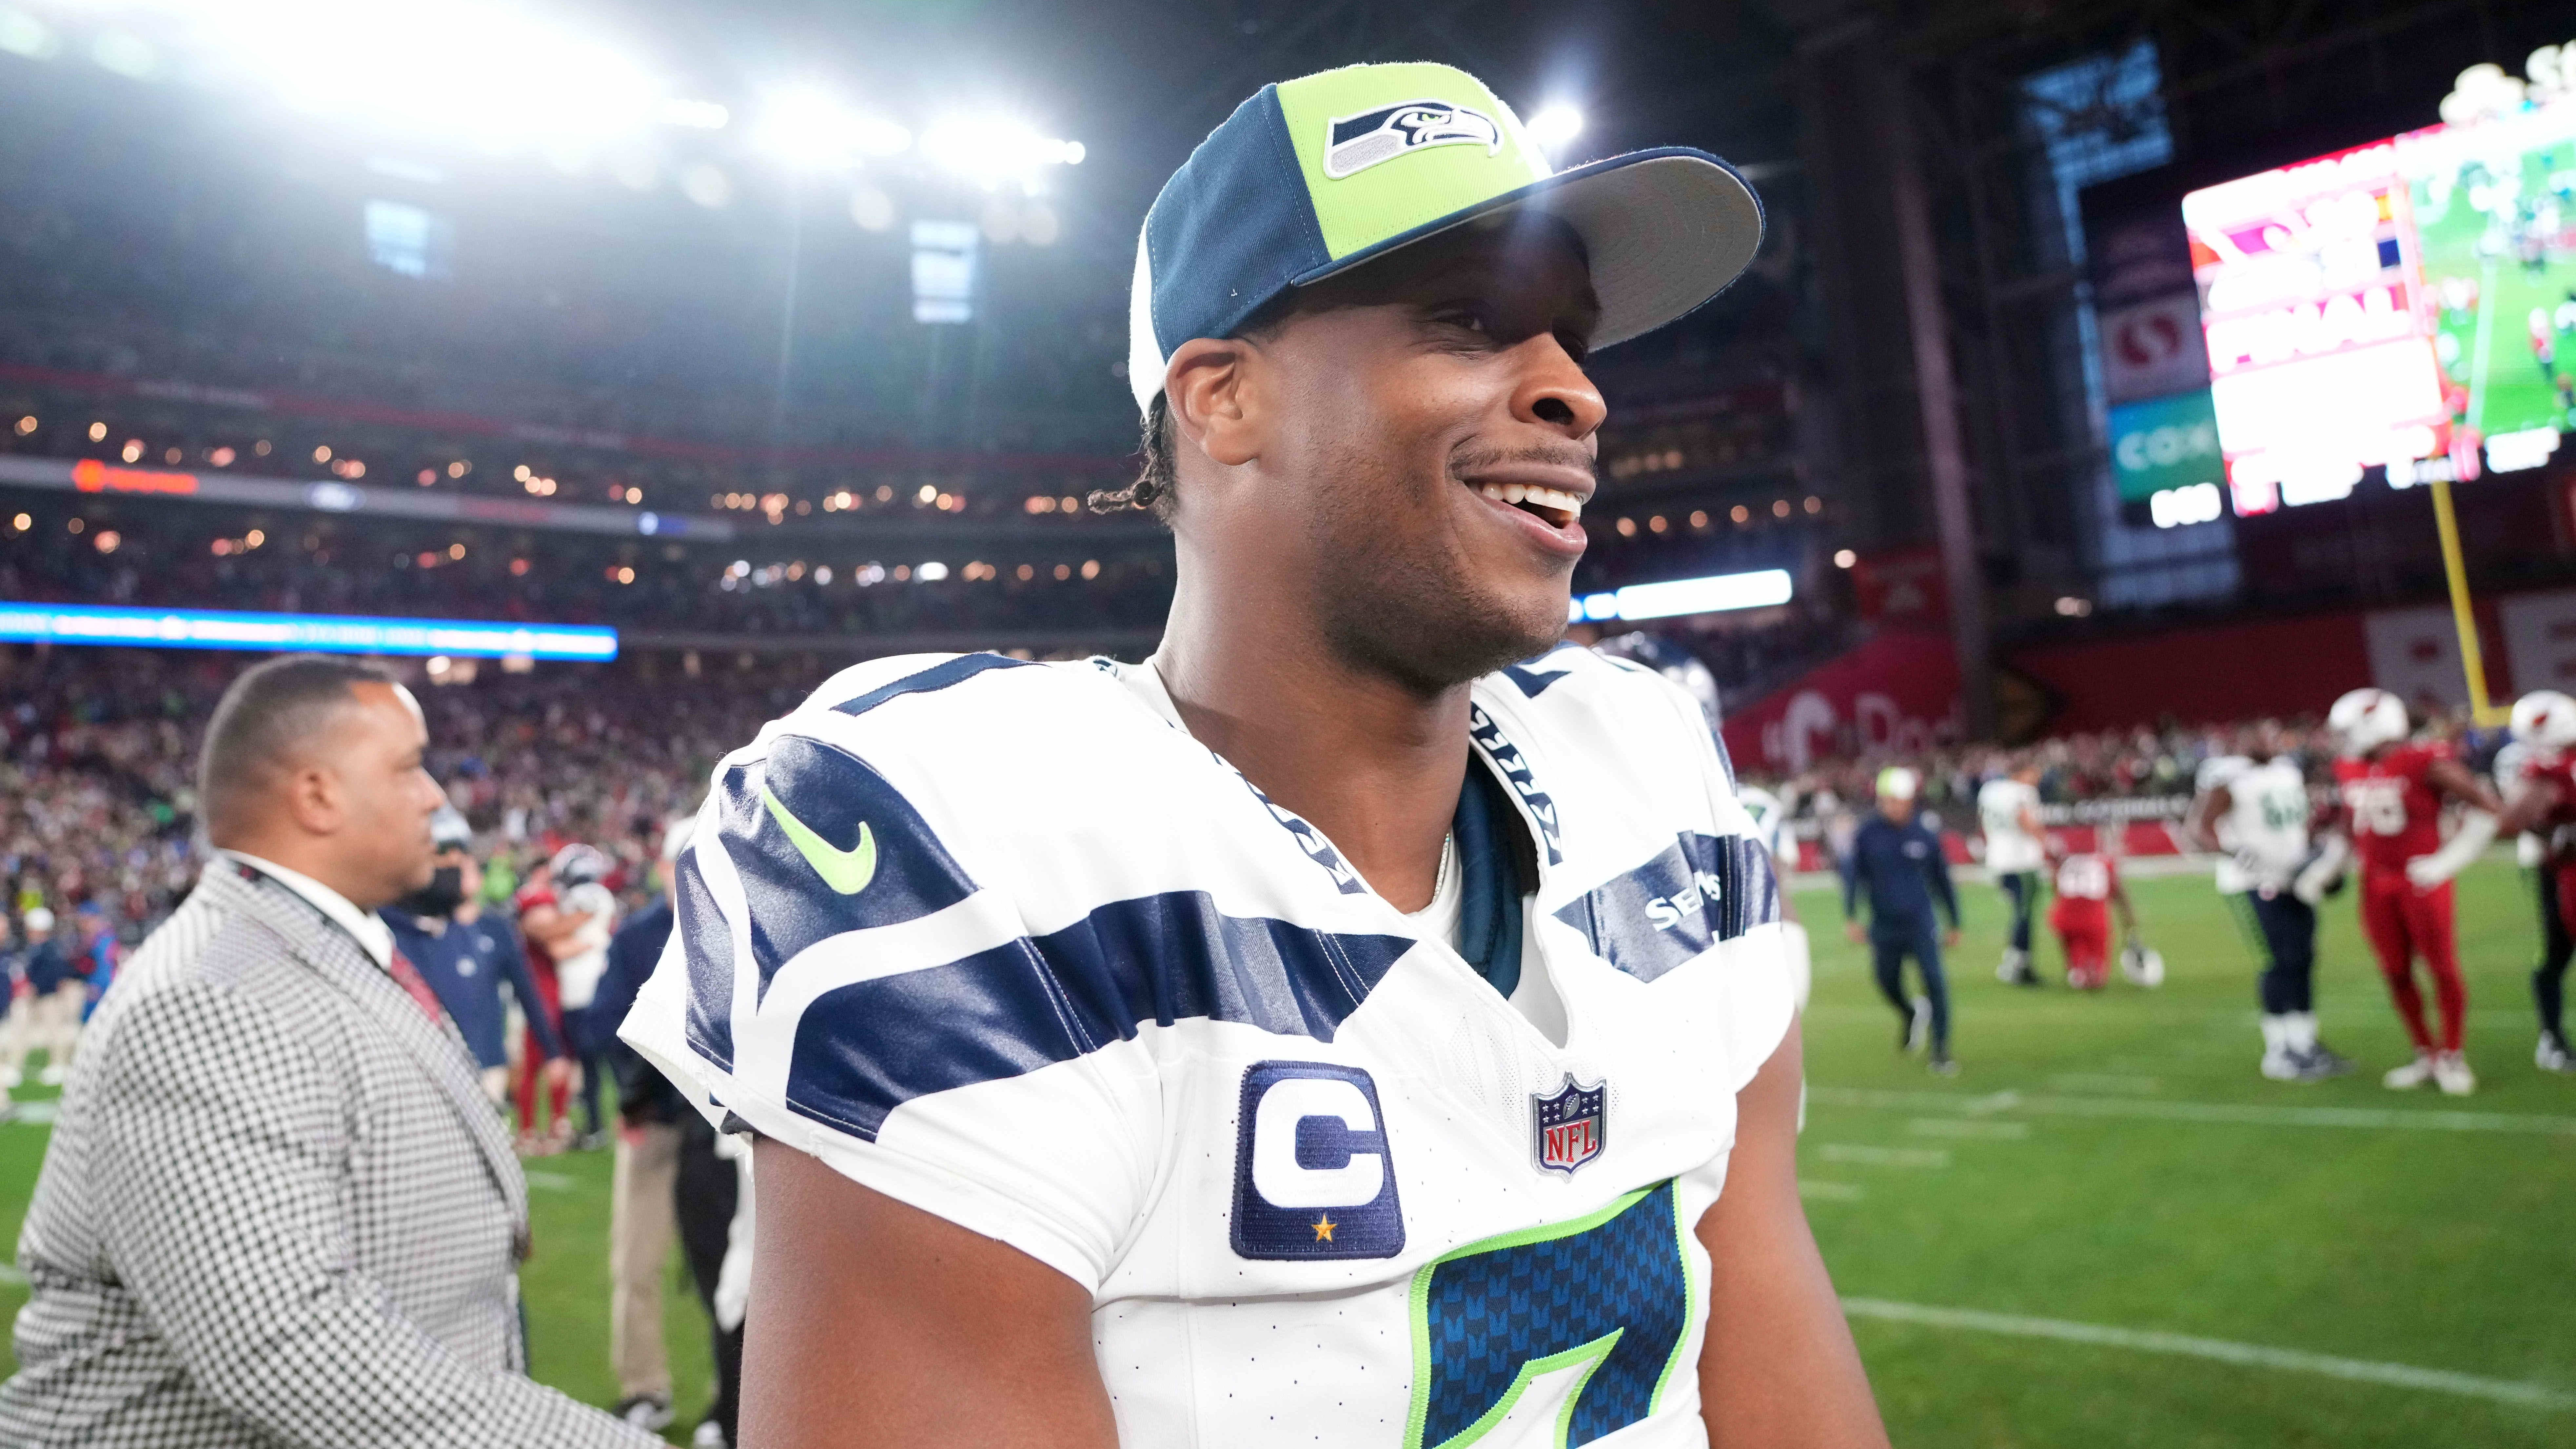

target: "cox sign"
[2110,389,2225,504]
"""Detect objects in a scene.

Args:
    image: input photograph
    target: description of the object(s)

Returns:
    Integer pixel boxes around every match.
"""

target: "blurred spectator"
[382,806,568,1107]
[72,902,117,1017]
[1,906,77,1089]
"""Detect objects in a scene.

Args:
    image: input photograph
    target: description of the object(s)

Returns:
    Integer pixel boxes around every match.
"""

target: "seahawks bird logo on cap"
[1322,98,1502,179]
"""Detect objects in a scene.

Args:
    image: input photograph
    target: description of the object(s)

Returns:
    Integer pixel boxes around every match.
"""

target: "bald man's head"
[199,655,443,910]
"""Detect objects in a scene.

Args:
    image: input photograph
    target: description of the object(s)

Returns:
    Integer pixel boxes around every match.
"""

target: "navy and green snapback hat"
[1127,61,1765,413]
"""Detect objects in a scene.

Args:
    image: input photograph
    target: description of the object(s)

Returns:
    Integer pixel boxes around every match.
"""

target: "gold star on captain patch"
[1312,1213,1336,1242]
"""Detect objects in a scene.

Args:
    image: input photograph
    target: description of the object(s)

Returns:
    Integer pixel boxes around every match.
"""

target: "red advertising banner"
[1848,546,1949,625]
[1723,629,1962,772]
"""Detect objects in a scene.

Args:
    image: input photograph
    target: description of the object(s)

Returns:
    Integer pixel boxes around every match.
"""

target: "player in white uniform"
[622,62,1884,1449]
[1736,783,1811,1012]
[1977,760,2047,985]
[2185,729,2352,1080]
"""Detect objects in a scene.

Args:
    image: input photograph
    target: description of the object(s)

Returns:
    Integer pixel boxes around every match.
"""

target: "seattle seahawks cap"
[1127,61,1764,413]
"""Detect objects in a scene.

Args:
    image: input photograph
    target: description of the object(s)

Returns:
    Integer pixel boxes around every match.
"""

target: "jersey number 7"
[1405,1180,1696,1448]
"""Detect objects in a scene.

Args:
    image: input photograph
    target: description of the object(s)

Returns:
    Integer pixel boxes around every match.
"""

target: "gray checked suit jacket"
[0,863,656,1448]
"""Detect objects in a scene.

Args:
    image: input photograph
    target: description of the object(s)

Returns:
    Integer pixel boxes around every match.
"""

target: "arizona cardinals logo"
[1323,99,1503,179]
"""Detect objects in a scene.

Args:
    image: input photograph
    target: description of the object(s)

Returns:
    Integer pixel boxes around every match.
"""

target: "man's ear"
[281,762,344,838]
[1164,337,1262,468]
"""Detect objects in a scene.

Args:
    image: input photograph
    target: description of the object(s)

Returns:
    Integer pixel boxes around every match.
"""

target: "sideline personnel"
[385,805,571,1107]
[0,654,652,1448]
[1843,766,1961,1074]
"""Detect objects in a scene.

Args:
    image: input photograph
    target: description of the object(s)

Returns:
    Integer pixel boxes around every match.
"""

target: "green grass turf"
[0,861,2570,1444]
[2412,131,2576,439]
[1798,859,2576,1447]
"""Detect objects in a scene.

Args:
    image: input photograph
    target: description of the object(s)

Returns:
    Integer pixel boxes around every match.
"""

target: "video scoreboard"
[2123,71,2576,525]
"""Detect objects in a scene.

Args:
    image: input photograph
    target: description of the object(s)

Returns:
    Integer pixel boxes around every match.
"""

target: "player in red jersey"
[2324,688,2502,1095]
[2047,834,2135,990]
[512,843,611,1148]
[2495,689,2576,1072]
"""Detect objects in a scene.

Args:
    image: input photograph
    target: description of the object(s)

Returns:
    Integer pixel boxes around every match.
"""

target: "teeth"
[1478,482,1585,520]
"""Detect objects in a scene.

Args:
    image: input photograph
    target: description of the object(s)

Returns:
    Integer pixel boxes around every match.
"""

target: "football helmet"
[549,842,612,888]
[1592,631,1721,730]
[2326,687,2409,757]
[428,804,473,852]
[2511,689,2576,756]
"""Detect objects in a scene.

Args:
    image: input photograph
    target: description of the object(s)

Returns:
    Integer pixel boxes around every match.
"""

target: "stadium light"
[99,2,674,150]
[1566,569,1795,624]
[754,86,911,169]
[0,602,617,661]
[1526,104,1584,151]
[0,9,57,60]
[658,98,730,130]
[921,119,1085,188]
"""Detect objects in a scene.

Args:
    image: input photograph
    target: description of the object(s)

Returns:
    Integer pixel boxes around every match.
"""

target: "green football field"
[2411,126,2576,441]
[1,861,2571,1445]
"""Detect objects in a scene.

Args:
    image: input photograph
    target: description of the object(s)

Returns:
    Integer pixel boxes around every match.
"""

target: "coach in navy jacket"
[382,815,563,1102]
[384,903,562,1082]
[1842,767,1962,1070]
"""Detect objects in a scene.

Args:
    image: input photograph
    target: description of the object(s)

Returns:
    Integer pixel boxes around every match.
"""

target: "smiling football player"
[624,60,1888,1449]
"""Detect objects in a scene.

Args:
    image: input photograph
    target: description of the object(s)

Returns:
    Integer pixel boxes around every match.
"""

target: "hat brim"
[1288,146,1765,352]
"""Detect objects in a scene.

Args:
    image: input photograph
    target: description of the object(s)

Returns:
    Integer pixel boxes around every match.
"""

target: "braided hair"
[1086,393,1178,522]
[1087,295,1302,525]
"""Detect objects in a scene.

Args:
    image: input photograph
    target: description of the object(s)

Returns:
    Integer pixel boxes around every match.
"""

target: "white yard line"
[521,1170,578,1192]
[2047,1074,2161,1093]
[1814,1143,1951,1169]
[4,1101,58,1126]
[0,1264,25,1286]
[1799,1180,1866,1202]
[1810,1085,2576,1136]
[1907,1117,2030,1139]
[1841,1297,2576,1411]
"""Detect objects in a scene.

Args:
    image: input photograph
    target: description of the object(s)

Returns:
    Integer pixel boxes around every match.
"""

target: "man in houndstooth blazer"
[0,656,654,1448]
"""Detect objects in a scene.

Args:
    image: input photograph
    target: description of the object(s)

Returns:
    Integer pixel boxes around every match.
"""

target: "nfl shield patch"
[1530,1074,1608,1177]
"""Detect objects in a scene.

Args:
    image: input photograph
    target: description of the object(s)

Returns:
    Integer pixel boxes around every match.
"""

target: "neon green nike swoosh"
[759,785,877,895]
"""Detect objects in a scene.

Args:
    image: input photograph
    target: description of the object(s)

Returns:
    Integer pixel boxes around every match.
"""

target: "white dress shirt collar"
[219,850,396,970]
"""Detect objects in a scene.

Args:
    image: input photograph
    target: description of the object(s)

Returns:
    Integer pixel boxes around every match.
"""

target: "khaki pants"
[609,1120,682,1400]
[3,985,83,1075]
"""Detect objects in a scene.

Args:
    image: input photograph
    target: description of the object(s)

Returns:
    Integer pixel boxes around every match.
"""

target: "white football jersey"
[1736,784,1790,869]
[1976,778,2044,874]
[2494,742,2548,866]
[620,645,1795,1449]
[555,880,619,1009]
[2196,755,2310,894]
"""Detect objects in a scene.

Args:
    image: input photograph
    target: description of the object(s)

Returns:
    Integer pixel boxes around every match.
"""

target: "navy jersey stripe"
[833,653,1034,716]
[1552,832,1779,983]
[707,738,980,1004]
[781,891,1414,1141]
[1500,643,1585,698]
[676,849,737,1072]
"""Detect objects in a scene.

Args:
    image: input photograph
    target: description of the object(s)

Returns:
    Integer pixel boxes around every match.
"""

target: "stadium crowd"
[0,646,804,943]
[0,506,1179,638]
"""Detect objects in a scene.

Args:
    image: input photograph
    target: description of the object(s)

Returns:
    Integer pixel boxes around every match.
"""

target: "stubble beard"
[1304,451,1568,697]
